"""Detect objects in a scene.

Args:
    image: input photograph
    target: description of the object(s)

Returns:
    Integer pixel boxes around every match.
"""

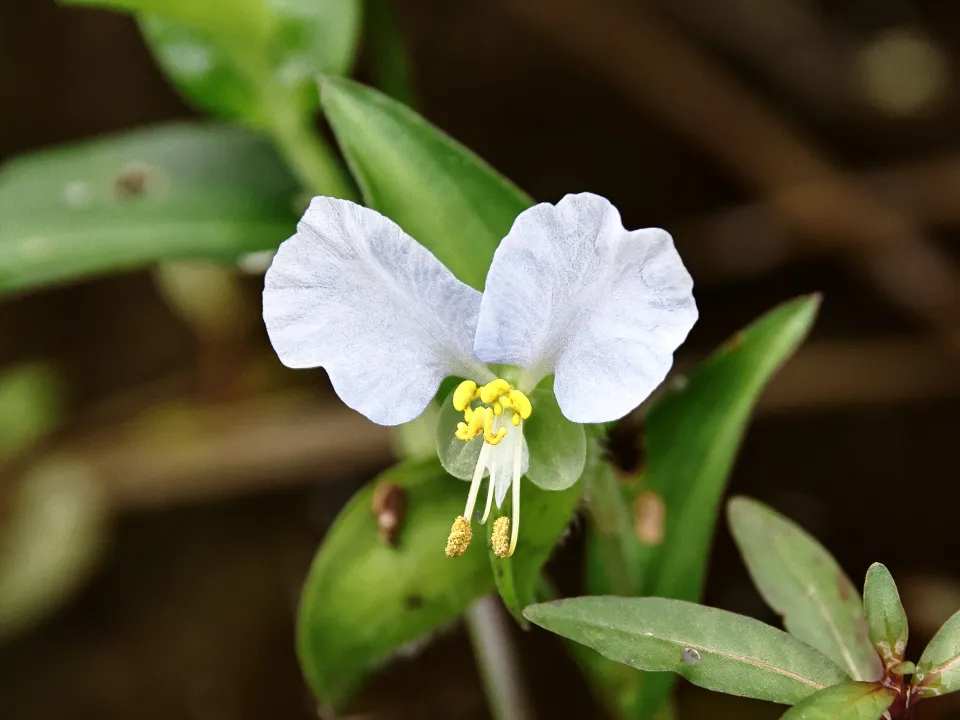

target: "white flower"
[263,193,697,557]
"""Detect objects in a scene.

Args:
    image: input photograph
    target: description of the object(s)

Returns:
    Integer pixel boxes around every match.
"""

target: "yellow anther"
[492,401,503,415]
[480,379,511,405]
[511,413,521,427]
[453,380,478,411]
[508,389,532,420]
[481,408,507,445]
[492,517,511,557]
[445,515,472,557]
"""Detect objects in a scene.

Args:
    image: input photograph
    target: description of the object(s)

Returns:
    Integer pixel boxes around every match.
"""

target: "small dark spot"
[723,332,745,352]
[113,163,153,199]
[371,481,406,547]
[604,415,646,474]
[405,594,423,610]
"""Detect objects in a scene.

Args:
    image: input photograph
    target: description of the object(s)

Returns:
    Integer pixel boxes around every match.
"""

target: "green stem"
[266,99,357,200]
[464,595,533,720]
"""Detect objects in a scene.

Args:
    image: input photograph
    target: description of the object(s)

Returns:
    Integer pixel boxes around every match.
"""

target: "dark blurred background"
[1,0,959,718]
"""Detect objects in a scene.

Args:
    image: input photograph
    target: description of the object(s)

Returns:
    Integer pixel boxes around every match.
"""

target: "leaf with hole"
[524,596,849,705]
[0,123,299,295]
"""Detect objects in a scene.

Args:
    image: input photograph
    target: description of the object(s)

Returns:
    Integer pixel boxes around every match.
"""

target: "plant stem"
[464,594,533,720]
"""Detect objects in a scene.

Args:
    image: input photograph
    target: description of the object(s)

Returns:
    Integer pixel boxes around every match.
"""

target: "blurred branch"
[648,0,861,116]
[682,152,960,282]
[0,339,946,513]
[498,0,960,354]
[71,393,393,510]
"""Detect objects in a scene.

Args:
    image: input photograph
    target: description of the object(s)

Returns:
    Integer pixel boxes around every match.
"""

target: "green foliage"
[321,77,532,290]
[62,0,360,125]
[779,682,896,720]
[297,457,494,710]
[581,295,821,718]
[524,597,849,705]
[912,608,960,699]
[728,497,882,682]
[863,563,909,669]
[0,123,298,295]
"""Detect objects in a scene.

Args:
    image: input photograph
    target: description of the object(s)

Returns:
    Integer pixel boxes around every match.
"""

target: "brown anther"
[445,515,472,557]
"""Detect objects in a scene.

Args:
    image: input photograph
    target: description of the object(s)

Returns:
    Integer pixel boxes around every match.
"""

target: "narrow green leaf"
[912,608,960,699]
[641,296,821,603]
[780,682,896,720]
[728,497,882,682]
[0,123,298,295]
[321,77,532,290]
[297,457,493,710]
[581,296,822,718]
[863,563,909,668]
[524,597,849,705]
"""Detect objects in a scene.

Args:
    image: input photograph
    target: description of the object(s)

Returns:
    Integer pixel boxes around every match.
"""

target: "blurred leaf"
[0,364,61,463]
[0,123,299,295]
[581,296,821,718]
[485,444,588,621]
[64,0,360,125]
[524,597,849,705]
[321,77,532,290]
[0,458,108,640]
[297,457,494,710]
[863,563,909,669]
[364,0,416,105]
[912,608,960,700]
[728,497,882,682]
[779,682,895,720]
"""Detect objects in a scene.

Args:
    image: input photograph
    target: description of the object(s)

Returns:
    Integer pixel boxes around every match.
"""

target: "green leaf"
[321,77,532,290]
[524,597,849,705]
[640,296,821,602]
[0,123,299,295]
[364,0,416,105]
[728,497,882,682]
[912,608,960,699]
[863,563,909,669]
[64,0,361,125]
[297,457,494,710]
[779,682,895,720]
[486,444,588,620]
[580,296,822,718]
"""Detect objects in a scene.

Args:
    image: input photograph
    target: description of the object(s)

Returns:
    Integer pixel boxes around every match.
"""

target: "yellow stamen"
[479,379,511,405]
[446,515,472,557]
[508,389,532,419]
[492,517,510,557]
[453,380,478,411]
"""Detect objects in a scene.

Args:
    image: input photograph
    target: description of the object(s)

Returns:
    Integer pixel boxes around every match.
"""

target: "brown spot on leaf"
[113,163,153,200]
[371,481,406,547]
[634,491,665,546]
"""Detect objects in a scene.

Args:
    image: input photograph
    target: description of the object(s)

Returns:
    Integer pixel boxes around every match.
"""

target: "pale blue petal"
[474,193,697,423]
[264,197,484,425]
